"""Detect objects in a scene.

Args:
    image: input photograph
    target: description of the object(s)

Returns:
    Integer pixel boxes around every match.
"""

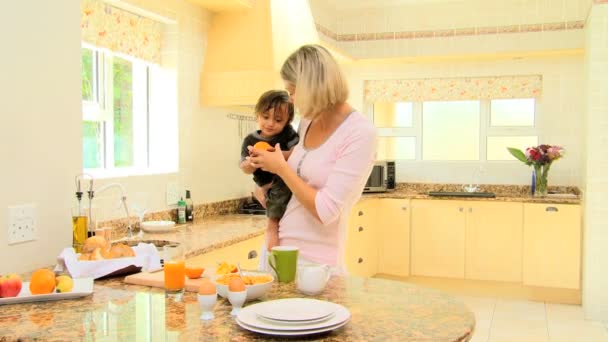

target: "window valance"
[364,75,542,102]
[81,0,162,64]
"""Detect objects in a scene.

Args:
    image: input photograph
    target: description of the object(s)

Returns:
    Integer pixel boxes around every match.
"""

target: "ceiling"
[310,0,593,32]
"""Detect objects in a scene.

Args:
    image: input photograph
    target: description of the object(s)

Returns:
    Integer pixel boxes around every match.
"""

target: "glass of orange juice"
[163,244,185,300]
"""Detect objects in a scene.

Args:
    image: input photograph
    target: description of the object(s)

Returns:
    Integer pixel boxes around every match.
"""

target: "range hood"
[200,0,318,106]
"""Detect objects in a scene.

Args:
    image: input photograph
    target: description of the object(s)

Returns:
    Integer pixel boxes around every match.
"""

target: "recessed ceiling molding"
[316,20,586,43]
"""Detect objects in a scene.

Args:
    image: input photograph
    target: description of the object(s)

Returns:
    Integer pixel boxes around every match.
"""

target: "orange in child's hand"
[29,269,56,295]
[253,141,272,151]
[198,279,216,295]
[185,267,204,279]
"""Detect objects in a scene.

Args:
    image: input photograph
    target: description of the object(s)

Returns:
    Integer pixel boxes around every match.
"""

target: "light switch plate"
[7,204,37,245]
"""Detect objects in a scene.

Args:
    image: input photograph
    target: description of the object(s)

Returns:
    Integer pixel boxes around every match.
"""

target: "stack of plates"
[236,298,350,337]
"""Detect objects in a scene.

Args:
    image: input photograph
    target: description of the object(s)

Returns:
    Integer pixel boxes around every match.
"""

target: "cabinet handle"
[358,226,364,232]
[358,211,364,216]
[401,206,407,211]
[468,207,472,213]
[247,250,258,259]
[358,258,364,264]
[459,207,464,212]
[545,206,559,212]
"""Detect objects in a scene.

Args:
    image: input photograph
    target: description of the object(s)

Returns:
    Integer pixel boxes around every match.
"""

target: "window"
[370,98,537,161]
[422,100,480,161]
[81,45,151,174]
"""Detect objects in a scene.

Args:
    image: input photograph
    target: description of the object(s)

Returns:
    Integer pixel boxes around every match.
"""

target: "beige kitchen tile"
[471,317,492,342]
[545,303,586,323]
[493,299,547,322]
[489,319,549,342]
[548,321,608,342]
[457,295,496,321]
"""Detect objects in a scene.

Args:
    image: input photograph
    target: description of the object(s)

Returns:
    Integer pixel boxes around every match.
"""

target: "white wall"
[343,54,585,187]
[582,3,608,323]
[0,0,82,273]
[82,0,253,220]
[0,0,252,273]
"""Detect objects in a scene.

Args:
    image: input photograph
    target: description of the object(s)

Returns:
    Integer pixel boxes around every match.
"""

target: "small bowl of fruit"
[213,270,274,301]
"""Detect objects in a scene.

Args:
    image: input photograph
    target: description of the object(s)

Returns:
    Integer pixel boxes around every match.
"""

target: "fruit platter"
[0,270,93,305]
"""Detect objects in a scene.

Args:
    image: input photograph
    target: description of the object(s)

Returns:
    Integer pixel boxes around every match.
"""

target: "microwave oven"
[363,160,396,193]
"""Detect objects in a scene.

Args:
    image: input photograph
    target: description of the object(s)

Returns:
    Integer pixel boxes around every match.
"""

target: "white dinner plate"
[140,220,176,233]
[258,312,336,326]
[237,300,350,332]
[253,298,336,322]
[0,277,94,305]
[236,316,350,337]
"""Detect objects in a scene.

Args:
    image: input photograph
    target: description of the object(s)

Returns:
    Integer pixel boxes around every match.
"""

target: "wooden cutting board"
[124,271,213,292]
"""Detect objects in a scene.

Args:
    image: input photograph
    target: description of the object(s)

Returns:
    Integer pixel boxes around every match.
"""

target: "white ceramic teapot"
[296,263,331,295]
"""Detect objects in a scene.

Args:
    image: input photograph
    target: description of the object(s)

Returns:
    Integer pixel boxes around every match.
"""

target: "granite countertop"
[117,214,267,258]
[364,183,582,204]
[0,275,475,341]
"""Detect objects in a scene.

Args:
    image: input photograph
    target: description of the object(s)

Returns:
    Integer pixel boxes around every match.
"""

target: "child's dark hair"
[254,90,295,123]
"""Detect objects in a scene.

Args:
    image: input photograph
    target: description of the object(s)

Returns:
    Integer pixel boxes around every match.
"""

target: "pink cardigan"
[278,111,377,270]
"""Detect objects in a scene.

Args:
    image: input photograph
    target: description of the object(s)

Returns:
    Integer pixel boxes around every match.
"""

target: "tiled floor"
[459,295,608,342]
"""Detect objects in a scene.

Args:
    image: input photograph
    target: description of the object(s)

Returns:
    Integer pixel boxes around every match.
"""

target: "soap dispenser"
[177,197,186,224]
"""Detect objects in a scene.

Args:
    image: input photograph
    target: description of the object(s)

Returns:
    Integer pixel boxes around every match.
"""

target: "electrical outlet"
[166,181,180,206]
[7,204,36,245]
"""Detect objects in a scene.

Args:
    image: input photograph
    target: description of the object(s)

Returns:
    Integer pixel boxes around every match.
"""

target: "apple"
[0,274,23,298]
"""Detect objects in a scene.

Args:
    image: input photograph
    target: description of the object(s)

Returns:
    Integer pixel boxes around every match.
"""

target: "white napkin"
[54,243,162,279]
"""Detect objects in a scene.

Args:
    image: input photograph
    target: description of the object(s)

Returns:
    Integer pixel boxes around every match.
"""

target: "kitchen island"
[0,274,475,341]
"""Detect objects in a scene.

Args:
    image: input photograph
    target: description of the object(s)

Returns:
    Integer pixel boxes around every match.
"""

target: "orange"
[253,141,272,151]
[185,267,204,279]
[29,269,56,295]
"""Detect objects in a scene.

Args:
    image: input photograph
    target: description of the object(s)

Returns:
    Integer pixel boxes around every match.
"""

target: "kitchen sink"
[121,239,179,248]
[428,191,496,198]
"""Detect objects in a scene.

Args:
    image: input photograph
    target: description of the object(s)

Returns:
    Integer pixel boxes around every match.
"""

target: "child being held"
[240,90,299,251]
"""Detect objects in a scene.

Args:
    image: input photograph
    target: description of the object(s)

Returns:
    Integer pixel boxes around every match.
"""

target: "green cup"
[268,246,299,283]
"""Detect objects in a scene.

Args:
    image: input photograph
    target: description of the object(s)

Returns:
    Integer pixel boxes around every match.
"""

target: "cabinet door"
[411,200,466,278]
[186,234,265,270]
[466,201,523,282]
[345,199,378,277]
[523,203,581,289]
[377,199,410,277]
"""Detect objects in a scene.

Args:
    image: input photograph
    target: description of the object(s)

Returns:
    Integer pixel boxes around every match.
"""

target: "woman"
[247,44,376,274]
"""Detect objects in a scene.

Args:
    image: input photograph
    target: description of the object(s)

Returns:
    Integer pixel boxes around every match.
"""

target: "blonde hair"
[280,44,348,119]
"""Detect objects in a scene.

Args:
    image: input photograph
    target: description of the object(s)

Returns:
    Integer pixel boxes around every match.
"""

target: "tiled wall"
[582,2,608,323]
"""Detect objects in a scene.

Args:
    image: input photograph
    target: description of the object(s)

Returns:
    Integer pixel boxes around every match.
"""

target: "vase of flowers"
[507,145,565,197]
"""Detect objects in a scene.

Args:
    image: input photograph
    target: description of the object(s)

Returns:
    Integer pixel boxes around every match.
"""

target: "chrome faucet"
[462,166,484,193]
[92,182,133,238]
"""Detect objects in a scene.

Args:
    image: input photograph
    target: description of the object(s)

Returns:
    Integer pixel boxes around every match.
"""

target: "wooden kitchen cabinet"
[377,199,410,277]
[523,203,581,289]
[345,199,379,277]
[465,201,523,282]
[186,234,265,270]
[411,200,466,278]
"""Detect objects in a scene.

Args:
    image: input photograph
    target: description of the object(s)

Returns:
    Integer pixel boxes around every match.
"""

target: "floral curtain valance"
[81,0,162,64]
[364,75,542,102]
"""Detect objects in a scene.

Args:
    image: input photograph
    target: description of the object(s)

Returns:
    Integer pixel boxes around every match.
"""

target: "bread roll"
[78,253,91,261]
[90,247,105,260]
[109,244,135,258]
[82,236,108,254]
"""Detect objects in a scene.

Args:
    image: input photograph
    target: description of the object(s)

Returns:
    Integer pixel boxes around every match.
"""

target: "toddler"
[240,90,299,251]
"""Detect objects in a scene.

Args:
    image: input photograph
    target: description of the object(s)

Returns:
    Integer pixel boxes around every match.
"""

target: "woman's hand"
[248,143,288,175]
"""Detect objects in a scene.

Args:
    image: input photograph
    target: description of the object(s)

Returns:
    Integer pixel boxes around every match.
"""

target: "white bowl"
[213,271,274,301]
[141,221,176,233]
